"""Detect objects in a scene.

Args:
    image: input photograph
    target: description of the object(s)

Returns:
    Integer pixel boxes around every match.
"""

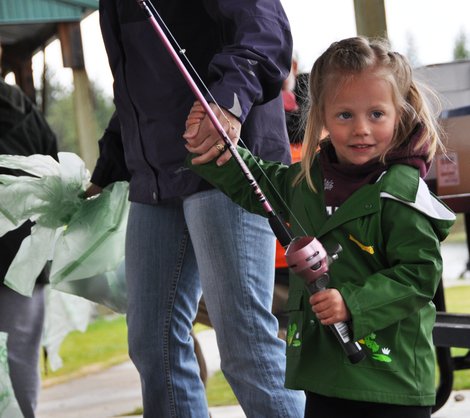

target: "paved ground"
[37,241,470,418]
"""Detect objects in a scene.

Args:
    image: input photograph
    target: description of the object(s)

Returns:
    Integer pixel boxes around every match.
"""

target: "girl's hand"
[183,101,240,166]
[309,288,351,325]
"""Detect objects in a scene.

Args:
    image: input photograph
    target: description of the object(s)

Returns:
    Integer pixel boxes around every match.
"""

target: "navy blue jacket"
[92,0,293,203]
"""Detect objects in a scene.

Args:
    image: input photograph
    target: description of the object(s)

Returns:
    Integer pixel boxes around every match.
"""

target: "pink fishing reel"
[285,236,331,293]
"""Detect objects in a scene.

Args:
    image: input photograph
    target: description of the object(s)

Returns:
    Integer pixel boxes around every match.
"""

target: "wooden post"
[1,46,36,103]
[58,22,98,171]
[353,0,388,40]
[71,68,99,171]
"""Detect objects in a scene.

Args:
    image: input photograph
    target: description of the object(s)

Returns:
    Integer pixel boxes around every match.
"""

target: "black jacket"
[92,0,293,203]
[0,78,58,283]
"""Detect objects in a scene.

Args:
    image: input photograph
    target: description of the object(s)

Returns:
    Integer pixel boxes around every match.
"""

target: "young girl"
[184,37,455,418]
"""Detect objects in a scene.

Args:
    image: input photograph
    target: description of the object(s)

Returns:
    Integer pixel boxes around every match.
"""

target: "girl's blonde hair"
[296,36,443,191]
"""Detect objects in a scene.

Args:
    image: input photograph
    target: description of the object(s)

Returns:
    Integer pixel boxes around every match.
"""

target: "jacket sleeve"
[202,0,293,122]
[187,147,295,219]
[341,199,443,339]
[90,111,130,188]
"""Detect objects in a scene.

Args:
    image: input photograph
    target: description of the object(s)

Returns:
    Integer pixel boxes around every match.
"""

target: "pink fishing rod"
[136,0,365,363]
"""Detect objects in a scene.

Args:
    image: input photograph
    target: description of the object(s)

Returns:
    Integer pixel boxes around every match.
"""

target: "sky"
[27,0,470,98]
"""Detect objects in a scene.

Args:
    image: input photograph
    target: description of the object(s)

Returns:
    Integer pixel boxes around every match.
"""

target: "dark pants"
[0,283,45,418]
[305,392,432,418]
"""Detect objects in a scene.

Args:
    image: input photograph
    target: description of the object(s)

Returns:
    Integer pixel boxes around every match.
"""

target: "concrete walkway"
[37,241,470,418]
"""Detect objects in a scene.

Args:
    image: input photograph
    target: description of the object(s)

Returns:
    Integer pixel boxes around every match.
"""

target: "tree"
[404,32,420,68]
[453,29,470,60]
[43,70,115,156]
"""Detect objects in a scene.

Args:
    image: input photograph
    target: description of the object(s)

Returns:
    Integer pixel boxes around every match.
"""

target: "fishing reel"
[285,236,340,294]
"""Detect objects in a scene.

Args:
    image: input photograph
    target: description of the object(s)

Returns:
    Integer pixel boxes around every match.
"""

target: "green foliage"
[41,69,115,154]
[45,87,79,153]
[453,29,470,60]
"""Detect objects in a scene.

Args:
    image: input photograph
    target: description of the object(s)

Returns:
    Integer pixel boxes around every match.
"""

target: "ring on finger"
[214,143,227,153]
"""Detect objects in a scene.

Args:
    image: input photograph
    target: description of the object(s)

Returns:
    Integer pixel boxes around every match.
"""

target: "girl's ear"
[321,128,329,140]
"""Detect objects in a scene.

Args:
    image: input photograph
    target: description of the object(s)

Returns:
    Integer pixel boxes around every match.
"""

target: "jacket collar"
[303,164,420,238]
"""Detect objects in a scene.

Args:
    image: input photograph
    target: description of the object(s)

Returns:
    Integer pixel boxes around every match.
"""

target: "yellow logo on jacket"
[348,234,374,254]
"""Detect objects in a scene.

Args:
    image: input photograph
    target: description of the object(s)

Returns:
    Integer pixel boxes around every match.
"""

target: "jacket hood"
[379,164,455,241]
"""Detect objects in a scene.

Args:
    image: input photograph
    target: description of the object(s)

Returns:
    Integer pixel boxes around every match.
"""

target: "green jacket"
[189,147,455,406]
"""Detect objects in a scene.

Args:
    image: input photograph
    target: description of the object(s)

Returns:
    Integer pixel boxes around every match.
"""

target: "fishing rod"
[136,0,365,364]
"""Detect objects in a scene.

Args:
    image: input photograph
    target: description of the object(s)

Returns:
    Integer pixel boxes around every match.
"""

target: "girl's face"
[323,69,399,165]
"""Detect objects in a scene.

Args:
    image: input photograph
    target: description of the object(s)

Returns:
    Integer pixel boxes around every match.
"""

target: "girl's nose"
[353,118,370,136]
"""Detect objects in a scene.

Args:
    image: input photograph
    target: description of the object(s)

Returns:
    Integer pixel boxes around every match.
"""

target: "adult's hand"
[183,101,240,166]
[84,183,103,198]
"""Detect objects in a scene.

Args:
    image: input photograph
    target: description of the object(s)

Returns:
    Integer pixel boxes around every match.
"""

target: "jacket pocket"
[285,290,304,357]
[343,331,398,372]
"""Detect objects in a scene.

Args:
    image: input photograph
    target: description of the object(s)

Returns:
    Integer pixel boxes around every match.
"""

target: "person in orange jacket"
[273,57,304,332]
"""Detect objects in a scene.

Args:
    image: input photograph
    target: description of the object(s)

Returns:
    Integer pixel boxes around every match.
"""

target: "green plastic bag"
[50,181,129,314]
[0,152,88,296]
[0,153,129,313]
[52,260,127,314]
[0,332,23,418]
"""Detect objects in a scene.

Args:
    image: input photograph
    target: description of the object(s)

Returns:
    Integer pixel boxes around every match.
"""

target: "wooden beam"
[10,56,36,103]
[58,22,85,69]
[353,0,388,40]
[72,68,99,171]
[58,22,98,170]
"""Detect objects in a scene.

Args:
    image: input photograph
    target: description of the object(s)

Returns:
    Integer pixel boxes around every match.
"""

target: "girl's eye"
[338,112,352,120]
[371,111,384,119]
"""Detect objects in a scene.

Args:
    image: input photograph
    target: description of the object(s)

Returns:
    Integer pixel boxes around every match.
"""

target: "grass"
[41,314,129,386]
[206,371,237,406]
[445,284,470,314]
[119,370,238,416]
[440,285,470,391]
[445,213,467,243]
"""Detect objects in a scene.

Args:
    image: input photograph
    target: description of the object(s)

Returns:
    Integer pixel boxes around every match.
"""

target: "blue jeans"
[125,189,305,418]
